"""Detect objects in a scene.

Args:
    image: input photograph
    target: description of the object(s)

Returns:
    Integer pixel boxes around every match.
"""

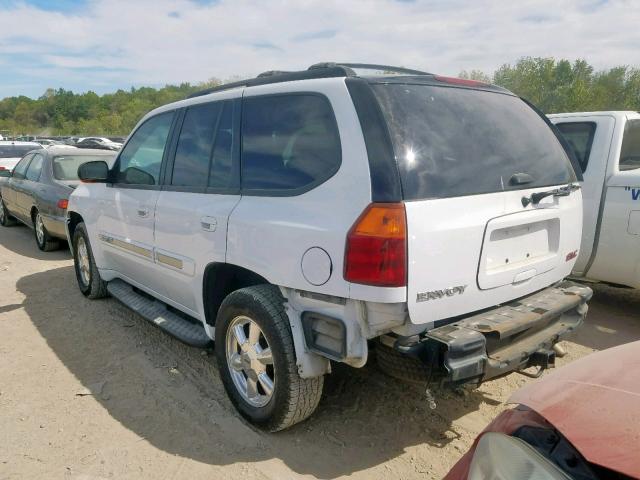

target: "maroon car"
[445,341,640,479]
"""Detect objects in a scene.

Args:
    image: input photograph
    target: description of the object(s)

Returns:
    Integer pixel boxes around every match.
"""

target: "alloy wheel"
[76,237,91,287]
[225,315,275,408]
[35,214,45,245]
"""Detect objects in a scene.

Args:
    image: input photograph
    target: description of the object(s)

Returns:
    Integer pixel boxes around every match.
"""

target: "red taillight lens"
[344,203,407,287]
[0,166,6,171]
[57,199,68,209]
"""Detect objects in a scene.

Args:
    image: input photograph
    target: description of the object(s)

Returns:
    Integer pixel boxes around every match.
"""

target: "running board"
[107,279,212,348]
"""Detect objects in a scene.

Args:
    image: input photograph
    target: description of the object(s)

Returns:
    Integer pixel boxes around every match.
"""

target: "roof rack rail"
[188,62,430,99]
[309,62,430,76]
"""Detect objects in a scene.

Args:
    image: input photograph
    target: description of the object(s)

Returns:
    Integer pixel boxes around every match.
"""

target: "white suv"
[66,63,592,431]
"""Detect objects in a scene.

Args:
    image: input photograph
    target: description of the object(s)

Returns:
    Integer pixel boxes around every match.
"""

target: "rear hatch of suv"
[370,80,581,326]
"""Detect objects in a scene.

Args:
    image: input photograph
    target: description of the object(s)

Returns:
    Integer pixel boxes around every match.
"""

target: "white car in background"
[550,111,640,288]
[0,141,43,173]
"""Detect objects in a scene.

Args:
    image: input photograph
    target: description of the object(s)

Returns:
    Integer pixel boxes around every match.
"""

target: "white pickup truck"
[550,111,640,288]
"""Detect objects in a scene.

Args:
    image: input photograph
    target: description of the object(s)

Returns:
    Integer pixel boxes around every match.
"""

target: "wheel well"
[67,211,84,242]
[203,263,270,326]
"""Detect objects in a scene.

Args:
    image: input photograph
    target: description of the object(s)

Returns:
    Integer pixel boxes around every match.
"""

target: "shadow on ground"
[0,223,70,261]
[568,283,640,350]
[17,265,498,478]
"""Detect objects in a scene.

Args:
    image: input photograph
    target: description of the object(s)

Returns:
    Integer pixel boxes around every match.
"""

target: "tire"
[72,222,108,299]
[215,285,324,432]
[375,341,432,384]
[0,199,16,226]
[33,210,60,251]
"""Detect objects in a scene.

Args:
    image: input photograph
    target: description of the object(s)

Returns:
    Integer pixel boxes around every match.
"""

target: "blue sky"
[0,0,638,99]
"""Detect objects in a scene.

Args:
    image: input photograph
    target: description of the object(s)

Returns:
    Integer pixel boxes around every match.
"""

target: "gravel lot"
[2,224,639,480]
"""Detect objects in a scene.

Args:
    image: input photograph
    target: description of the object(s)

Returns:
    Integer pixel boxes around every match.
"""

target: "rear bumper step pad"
[418,281,592,385]
[107,279,212,348]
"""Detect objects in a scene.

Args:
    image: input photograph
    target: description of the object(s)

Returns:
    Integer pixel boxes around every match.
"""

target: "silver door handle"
[137,207,150,218]
[200,216,217,232]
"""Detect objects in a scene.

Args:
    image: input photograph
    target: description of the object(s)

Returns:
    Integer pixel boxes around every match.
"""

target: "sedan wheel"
[225,315,275,408]
[33,211,59,251]
[35,214,45,245]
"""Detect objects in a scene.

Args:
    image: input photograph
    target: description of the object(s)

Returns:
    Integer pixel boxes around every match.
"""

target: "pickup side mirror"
[78,161,109,182]
[0,169,11,178]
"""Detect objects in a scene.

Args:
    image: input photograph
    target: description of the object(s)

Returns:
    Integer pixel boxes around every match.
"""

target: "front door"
[97,110,175,295]
[154,98,241,315]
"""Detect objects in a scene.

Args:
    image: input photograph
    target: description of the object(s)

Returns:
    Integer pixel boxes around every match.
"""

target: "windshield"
[372,84,576,200]
[53,155,114,180]
[0,145,40,158]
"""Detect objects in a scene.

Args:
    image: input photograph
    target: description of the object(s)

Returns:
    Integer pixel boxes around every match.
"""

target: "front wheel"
[33,210,60,251]
[72,222,108,299]
[215,285,324,431]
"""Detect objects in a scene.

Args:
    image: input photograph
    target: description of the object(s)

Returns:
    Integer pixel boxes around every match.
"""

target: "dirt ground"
[1,225,640,480]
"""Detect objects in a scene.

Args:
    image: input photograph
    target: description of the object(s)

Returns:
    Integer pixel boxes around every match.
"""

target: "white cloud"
[0,0,639,97]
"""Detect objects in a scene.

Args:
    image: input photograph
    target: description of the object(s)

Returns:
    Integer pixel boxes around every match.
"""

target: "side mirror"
[0,169,11,178]
[78,161,109,182]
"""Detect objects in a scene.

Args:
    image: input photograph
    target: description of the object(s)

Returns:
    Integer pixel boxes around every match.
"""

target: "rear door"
[96,111,174,294]
[552,116,615,274]
[16,152,45,223]
[587,114,640,287]
[153,98,241,316]
[371,83,581,325]
[4,154,34,221]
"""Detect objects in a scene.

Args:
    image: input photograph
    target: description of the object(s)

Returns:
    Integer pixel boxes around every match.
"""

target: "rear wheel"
[72,222,108,299]
[33,210,60,251]
[0,199,16,226]
[215,285,324,431]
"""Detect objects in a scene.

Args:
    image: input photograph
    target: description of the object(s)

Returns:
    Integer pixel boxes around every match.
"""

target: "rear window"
[619,119,640,171]
[53,155,114,180]
[555,122,596,173]
[372,84,576,200]
[0,145,40,158]
[241,94,341,193]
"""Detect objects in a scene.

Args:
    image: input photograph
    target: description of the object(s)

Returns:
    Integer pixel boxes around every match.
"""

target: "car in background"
[444,340,640,480]
[0,147,115,251]
[34,138,62,147]
[74,138,120,151]
[0,141,43,173]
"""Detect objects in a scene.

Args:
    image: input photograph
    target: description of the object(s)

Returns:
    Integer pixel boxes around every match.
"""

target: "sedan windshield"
[53,155,114,180]
[0,145,40,158]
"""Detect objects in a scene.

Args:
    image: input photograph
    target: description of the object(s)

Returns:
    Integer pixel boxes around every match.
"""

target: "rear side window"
[25,153,44,181]
[12,154,33,178]
[619,119,640,171]
[116,111,174,185]
[53,155,115,180]
[241,94,341,193]
[555,122,596,173]
[372,84,576,200]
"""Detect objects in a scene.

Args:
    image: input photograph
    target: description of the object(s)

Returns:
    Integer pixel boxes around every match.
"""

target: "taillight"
[57,199,68,209]
[344,203,407,287]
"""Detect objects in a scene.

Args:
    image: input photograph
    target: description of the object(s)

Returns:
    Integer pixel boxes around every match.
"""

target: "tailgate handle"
[513,269,537,283]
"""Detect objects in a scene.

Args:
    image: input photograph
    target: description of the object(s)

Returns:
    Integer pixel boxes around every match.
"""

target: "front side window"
[12,154,33,178]
[241,94,341,192]
[116,111,174,185]
[555,122,596,173]
[25,153,44,181]
[619,119,640,171]
[372,84,576,200]
[171,102,222,187]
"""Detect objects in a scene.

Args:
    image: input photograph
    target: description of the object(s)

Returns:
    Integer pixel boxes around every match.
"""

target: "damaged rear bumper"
[395,281,592,386]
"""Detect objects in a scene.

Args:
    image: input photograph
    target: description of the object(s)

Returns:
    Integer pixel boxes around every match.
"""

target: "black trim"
[345,77,402,202]
[301,311,347,361]
[520,98,583,182]
[239,91,342,197]
[554,121,597,173]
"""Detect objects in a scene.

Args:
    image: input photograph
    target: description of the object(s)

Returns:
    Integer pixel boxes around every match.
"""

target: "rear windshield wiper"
[521,183,581,207]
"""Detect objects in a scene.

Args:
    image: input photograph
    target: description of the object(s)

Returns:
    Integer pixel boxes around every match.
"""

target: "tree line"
[1,57,639,137]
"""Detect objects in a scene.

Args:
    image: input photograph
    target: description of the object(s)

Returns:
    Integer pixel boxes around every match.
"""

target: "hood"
[509,341,640,478]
